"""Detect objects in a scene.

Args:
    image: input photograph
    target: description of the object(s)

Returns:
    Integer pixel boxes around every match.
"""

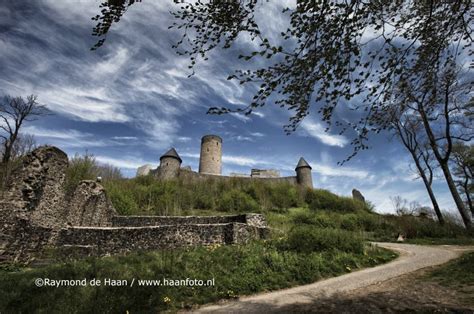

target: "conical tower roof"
[160,148,182,163]
[295,157,311,170]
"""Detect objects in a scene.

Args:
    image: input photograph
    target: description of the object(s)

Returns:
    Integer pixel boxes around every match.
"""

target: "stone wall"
[1,146,69,228]
[0,146,269,263]
[66,180,117,227]
[178,169,298,185]
[57,223,267,256]
[112,213,267,228]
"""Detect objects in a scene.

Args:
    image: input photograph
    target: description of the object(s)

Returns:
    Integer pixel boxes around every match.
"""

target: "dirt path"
[191,243,474,313]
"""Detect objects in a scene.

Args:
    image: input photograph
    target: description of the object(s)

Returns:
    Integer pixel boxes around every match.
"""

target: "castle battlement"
[138,134,313,188]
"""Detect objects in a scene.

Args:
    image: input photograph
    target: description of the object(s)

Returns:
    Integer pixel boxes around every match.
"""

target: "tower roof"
[160,148,182,163]
[295,157,311,170]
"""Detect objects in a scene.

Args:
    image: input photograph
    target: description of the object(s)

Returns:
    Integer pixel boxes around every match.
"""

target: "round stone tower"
[199,135,222,175]
[159,148,182,180]
[295,157,313,188]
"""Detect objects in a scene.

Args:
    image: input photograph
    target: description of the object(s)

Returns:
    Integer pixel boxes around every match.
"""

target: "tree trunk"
[439,161,472,228]
[410,151,445,224]
[417,103,472,229]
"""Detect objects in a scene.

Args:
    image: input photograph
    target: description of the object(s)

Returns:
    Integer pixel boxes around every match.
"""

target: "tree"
[90,0,473,161]
[384,105,444,224]
[451,142,474,216]
[376,58,473,228]
[0,95,48,184]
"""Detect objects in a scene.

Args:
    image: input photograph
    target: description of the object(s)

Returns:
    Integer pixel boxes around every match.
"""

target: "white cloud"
[235,135,254,142]
[300,119,349,147]
[177,136,192,142]
[112,136,138,140]
[229,112,251,123]
[22,126,107,148]
[312,164,369,179]
[181,152,272,167]
[222,155,261,167]
[95,155,156,169]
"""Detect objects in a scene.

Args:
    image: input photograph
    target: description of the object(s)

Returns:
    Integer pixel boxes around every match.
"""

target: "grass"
[99,174,372,216]
[266,207,472,244]
[0,241,396,313]
[425,251,474,306]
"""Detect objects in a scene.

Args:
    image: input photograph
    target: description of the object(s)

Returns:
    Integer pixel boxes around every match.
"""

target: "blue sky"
[0,1,462,214]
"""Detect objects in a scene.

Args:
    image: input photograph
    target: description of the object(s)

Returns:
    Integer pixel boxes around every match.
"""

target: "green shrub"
[106,187,138,215]
[306,189,367,212]
[283,226,364,254]
[64,152,122,196]
[218,189,260,212]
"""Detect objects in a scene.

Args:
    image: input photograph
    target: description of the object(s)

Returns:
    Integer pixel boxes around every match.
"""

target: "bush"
[64,152,122,196]
[218,189,260,212]
[283,226,364,254]
[306,189,367,212]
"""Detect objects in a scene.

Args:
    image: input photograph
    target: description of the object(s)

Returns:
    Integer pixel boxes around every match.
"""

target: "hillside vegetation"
[1,162,471,312]
[101,175,471,243]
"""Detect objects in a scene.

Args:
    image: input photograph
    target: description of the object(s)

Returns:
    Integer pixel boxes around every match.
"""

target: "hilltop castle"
[137,134,313,188]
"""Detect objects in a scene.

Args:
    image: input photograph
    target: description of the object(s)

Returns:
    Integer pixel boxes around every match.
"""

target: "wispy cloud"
[312,164,369,179]
[229,112,251,123]
[300,119,348,147]
[95,155,156,169]
[22,126,107,148]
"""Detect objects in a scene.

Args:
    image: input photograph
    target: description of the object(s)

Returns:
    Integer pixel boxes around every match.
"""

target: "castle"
[137,134,313,188]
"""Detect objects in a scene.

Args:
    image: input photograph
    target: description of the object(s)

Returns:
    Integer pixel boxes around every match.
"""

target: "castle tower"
[295,157,313,188]
[158,148,182,180]
[199,135,222,175]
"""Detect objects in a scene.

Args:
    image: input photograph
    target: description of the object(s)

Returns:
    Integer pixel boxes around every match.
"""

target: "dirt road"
[192,243,473,313]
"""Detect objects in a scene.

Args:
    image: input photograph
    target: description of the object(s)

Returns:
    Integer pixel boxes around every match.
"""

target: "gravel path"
[191,243,473,313]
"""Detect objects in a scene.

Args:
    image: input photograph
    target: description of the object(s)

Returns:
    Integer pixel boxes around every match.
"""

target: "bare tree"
[386,107,445,224]
[0,95,48,165]
[381,60,473,229]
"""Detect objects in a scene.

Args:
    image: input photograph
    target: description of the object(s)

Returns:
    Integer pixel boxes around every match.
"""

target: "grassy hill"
[102,175,471,244]
[2,171,469,312]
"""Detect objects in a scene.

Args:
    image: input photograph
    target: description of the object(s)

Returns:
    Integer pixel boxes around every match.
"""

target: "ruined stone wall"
[0,146,118,262]
[178,169,298,185]
[0,146,269,263]
[66,180,117,227]
[1,146,69,228]
[199,135,222,175]
[57,223,267,256]
[251,169,280,178]
[112,213,267,228]
[113,214,245,227]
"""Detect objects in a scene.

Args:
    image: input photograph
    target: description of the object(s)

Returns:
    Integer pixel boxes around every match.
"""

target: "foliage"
[64,152,123,196]
[218,189,259,213]
[102,176,371,215]
[0,241,395,313]
[282,226,364,254]
[306,189,369,212]
[268,207,471,244]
